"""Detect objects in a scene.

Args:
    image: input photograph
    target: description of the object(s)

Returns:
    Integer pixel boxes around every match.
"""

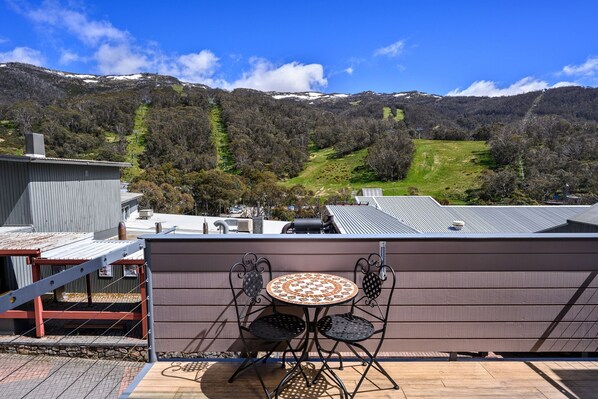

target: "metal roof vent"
[452,220,465,231]
[25,132,46,158]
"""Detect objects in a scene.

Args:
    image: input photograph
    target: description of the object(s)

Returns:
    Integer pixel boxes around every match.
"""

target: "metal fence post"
[144,241,158,363]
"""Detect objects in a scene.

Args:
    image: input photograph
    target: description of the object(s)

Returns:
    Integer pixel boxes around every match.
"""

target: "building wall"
[146,234,598,354]
[28,163,121,238]
[40,264,141,294]
[0,162,32,226]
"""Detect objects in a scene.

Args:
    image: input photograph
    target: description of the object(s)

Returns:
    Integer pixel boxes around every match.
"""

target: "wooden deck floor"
[127,359,598,399]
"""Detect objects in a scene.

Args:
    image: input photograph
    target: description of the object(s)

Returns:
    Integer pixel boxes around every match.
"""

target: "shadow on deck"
[126,359,598,399]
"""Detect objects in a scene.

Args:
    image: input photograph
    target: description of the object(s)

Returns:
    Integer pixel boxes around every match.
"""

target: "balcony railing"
[143,233,598,358]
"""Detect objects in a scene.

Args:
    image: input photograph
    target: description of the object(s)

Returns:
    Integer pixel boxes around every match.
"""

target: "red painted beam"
[34,258,144,266]
[139,265,148,338]
[112,259,144,266]
[0,250,39,257]
[0,310,141,320]
[33,258,89,266]
[0,310,31,319]
[31,263,44,337]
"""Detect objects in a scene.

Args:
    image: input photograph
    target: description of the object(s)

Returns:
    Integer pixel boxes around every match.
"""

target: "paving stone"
[0,354,143,399]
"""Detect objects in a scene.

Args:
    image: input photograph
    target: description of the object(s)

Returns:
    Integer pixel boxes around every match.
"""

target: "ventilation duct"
[25,132,45,158]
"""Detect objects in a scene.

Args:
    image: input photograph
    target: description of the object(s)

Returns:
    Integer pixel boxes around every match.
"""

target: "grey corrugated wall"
[0,162,32,226]
[28,163,121,237]
[12,256,32,288]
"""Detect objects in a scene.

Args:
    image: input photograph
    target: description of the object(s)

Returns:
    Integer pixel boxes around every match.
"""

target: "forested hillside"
[1,62,597,216]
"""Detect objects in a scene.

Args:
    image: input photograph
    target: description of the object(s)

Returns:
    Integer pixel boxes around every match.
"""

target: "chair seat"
[317,313,374,342]
[249,313,306,341]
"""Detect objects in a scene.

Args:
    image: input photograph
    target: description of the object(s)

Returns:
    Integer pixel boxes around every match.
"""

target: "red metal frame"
[0,255,147,339]
[0,309,141,320]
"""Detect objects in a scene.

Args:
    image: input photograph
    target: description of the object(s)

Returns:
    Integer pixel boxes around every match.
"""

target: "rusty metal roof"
[35,239,143,265]
[0,232,93,255]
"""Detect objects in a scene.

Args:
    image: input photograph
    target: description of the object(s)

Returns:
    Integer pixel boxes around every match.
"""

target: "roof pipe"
[281,222,292,234]
[214,220,229,234]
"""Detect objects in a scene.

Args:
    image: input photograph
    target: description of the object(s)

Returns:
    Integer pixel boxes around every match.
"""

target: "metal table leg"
[273,306,350,399]
[313,307,349,398]
[273,307,311,397]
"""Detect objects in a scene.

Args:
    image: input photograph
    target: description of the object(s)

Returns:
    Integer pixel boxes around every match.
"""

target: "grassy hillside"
[383,106,405,121]
[121,104,148,181]
[284,139,492,203]
[210,104,234,171]
[0,120,22,155]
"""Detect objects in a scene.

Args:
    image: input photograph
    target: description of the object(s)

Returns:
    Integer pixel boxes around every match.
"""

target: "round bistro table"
[266,272,359,398]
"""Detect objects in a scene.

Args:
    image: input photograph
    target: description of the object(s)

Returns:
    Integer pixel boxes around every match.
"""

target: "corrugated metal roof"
[121,250,144,261]
[0,232,93,253]
[0,154,130,168]
[0,226,33,233]
[121,192,143,204]
[327,205,420,234]
[37,240,140,263]
[568,203,598,226]
[356,196,590,233]
[359,188,383,197]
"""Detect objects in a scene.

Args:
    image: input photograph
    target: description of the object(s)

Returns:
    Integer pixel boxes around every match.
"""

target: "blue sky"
[1,0,597,96]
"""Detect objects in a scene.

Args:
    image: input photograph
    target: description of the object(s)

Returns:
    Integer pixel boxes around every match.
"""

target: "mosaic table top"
[266,272,358,307]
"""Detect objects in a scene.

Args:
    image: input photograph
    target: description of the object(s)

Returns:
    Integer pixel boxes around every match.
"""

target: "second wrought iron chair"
[228,252,307,398]
[314,253,399,398]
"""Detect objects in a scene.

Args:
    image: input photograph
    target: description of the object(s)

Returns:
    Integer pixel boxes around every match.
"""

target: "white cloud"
[0,47,45,66]
[551,81,579,88]
[345,67,354,75]
[94,44,148,75]
[26,3,128,46]
[446,77,578,97]
[177,50,220,81]
[374,40,406,57]
[231,58,327,92]
[0,37,8,44]
[10,2,328,91]
[562,56,598,77]
[59,49,81,65]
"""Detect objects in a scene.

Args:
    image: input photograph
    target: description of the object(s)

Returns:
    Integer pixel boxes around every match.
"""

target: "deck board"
[127,360,598,398]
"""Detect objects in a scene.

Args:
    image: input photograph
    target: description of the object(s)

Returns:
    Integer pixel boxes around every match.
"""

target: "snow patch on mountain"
[106,74,143,81]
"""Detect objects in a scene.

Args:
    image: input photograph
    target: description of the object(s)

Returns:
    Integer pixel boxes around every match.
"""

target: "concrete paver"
[0,354,143,399]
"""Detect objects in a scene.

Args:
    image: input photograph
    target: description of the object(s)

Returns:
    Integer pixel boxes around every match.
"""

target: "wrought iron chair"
[228,253,307,398]
[314,253,399,398]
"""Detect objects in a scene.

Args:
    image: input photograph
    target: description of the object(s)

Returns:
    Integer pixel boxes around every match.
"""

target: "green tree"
[365,130,414,181]
[186,169,246,215]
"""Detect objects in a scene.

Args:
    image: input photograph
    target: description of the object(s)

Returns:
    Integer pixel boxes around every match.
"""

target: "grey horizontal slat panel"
[154,338,598,353]
[154,304,598,323]
[388,253,598,271]
[386,239,598,255]
[147,235,598,355]
[394,271,598,289]
[153,288,598,306]
[153,271,354,289]
[154,321,598,340]
[151,240,378,256]
[151,253,366,273]
[152,271,598,289]
[152,253,598,272]
[149,237,598,256]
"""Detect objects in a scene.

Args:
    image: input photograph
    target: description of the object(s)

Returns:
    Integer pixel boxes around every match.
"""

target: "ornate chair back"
[351,253,396,326]
[229,253,275,328]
